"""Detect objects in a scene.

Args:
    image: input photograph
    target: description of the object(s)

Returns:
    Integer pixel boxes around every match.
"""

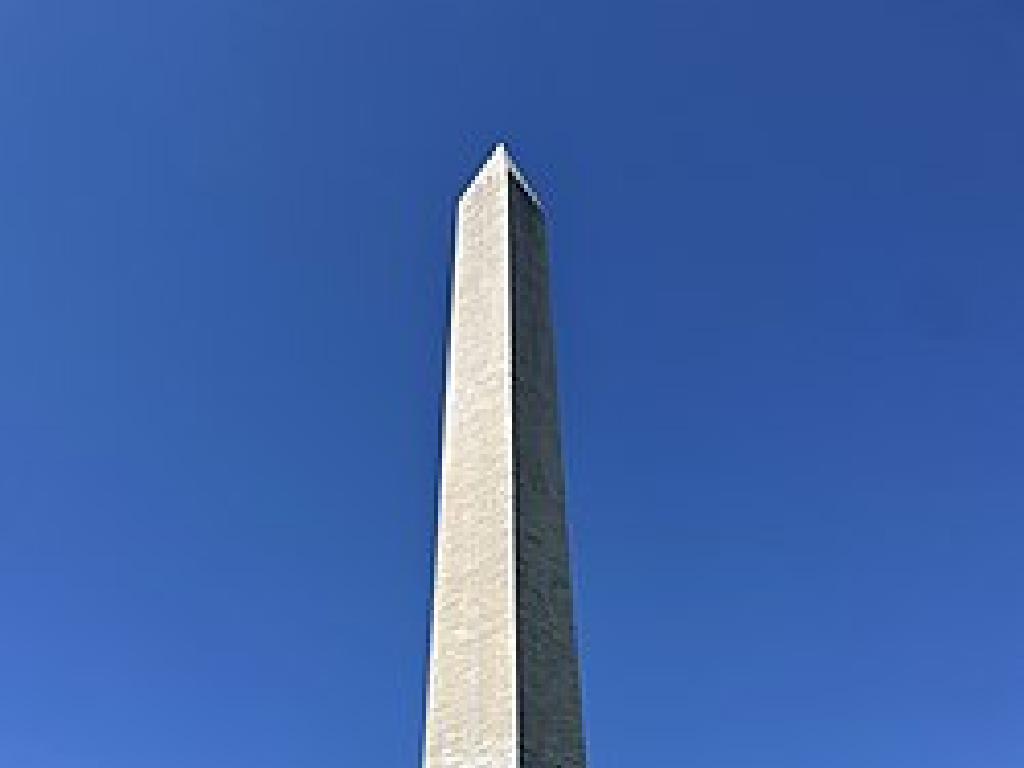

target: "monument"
[422,145,587,768]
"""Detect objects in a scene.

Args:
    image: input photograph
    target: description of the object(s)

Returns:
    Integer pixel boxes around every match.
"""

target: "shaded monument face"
[423,146,587,768]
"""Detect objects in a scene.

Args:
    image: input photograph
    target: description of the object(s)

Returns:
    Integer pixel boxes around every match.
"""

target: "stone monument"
[422,145,587,768]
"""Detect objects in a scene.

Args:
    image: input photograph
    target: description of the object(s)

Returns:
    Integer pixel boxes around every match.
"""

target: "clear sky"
[1,1,1022,766]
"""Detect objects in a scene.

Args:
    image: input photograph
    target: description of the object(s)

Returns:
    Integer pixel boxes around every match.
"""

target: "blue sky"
[1,1,1022,766]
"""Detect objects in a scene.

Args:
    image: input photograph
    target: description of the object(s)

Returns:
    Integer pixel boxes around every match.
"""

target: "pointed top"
[460,142,544,210]
[498,143,544,209]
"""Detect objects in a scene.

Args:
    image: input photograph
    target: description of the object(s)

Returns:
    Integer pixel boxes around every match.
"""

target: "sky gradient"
[1,1,1023,766]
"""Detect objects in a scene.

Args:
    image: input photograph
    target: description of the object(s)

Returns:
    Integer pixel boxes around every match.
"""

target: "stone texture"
[423,146,587,768]
[509,174,587,768]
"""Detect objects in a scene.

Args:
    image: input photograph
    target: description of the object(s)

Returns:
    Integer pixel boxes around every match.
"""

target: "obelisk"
[422,145,587,768]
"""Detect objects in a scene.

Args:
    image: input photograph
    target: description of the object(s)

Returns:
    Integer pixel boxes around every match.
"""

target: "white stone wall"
[424,150,518,768]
